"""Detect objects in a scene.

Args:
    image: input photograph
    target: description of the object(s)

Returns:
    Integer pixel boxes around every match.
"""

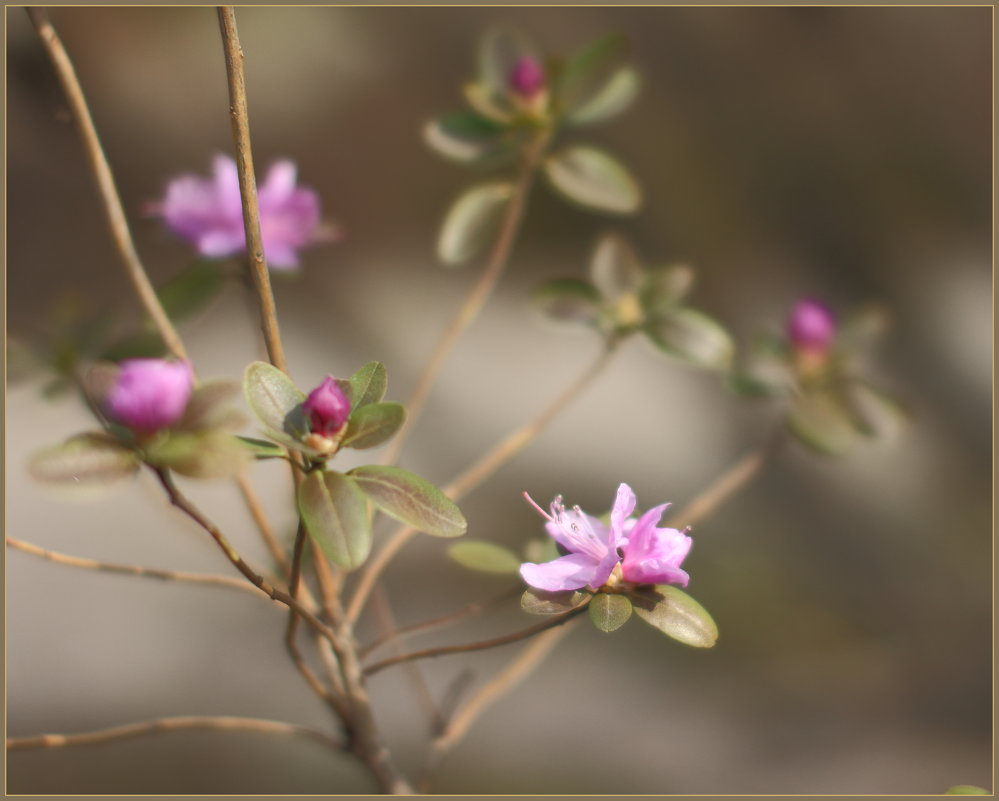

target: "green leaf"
[437,182,513,266]
[844,380,907,441]
[521,587,591,616]
[544,146,641,215]
[564,67,640,127]
[644,308,734,370]
[342,402,405,450]
[786,392,858,456]
[243,361,305,435]
[348,465,467,538]
[30,432,140,485]
[588,592,633,632]
[347,362,388,409]
[631,585,718,647]
[145,430,250,479]
[556,32,627,115]
[523,537,559,565]
[423,112,506,163]
[236,436,288,459]
[447,540,522,574]
[462,82,515,124]
[640,264,696,313]
[297,470,372,570]
[156,261,225,323]
[533,278,601,327]
[98,331,167,362]
[944,786,990,795]
[175,380,244,432]
[590,232,644,300]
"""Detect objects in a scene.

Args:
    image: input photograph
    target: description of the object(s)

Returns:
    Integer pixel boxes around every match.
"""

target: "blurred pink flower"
[786,298,837,352]
[303,376,351,437]
[520,483,692,592]
[104,358,194,433]
[508,55,545,98]
[153,155,335,270]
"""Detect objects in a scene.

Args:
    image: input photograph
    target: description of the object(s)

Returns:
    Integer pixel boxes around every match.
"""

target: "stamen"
[522,491,553,522]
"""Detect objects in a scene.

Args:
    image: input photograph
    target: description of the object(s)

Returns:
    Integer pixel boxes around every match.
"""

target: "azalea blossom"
[153,155,334,270]
[786,298,837,352]
[303,376,351,437]
[104,358,194,433]
[520,483,692,592]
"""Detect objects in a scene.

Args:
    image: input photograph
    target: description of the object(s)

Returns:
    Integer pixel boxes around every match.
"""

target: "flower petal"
[520,553,604,592]
[610,483,636,541]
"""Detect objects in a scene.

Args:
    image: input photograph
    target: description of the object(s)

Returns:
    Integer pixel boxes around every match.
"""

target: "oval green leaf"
[590,232,644,299]
[787,392,858,456]
[631,585,718,647]
[342,402,405,450]
[644,307,734,370]
[236,436,288,460]
[437,182,513,266]
[521,587,591,616]
[243,361,305,435]
[297,470,372,570]
[565,67,640,127]
[347,362,388,409]
[588,592,633,632]
[544,146,641,215]
[348,465,466,538]
[424,112,505,164]
[447,540,522,575]
[944,786,990,795]
[30,432,140,485]
[640,264,696,313]
[533,278,601,328]
[146,430,250,479]
[175,380,244,432]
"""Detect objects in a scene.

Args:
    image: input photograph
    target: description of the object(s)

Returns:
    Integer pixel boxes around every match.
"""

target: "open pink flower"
[154,155,333,270]
[104,358,194,433]
[520,483,692,592]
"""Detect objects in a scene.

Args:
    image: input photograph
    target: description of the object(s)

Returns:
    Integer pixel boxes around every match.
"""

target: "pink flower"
[508,56,545,98]
[104,359,194,433]
[520,483,692,592]
[154,155,332,270]
[303,376,351,437]
[786,298,837,352]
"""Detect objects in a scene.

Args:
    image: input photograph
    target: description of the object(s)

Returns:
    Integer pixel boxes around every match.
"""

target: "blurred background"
[6,5,992,795]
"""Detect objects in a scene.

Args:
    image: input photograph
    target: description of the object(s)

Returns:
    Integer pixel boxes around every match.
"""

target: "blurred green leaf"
[146,430,250,479]
[447,540,522,574]
[347,362,388,409]
[944,786,990,795]
[786,392,858,456]
[342,402,405,450]
[523,537,560,565]
[156,261,225,323]
[243,361,305,435]
[640,265,695,313]
[644,308,734,370]
[437,182,514,266]
[462,82,515,124]
[348,465,467,538]
[544,146,641,215]
[590,232,644,300]
[631,585,718,647]
[556,32,627,115]
[175,380,243,432]
[30,432,139,485]
[424,112,506,163]
[588,592,633,632]
[98,331,167,362]
[521,586,591,616]
[565,67,640,127]
[845,380,907,441]
[298,470,372,570]
[534,278,601,327]
[235,436,288,460]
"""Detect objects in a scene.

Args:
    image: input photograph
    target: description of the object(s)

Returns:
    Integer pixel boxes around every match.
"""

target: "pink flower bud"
[105,359,194,433]
[303,376,351,437]
[508,56,545,98]
[786,299,837,352]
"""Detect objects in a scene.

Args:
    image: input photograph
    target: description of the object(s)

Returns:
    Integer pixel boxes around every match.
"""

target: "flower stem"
[382,128,552,466]
[363,605,587,678]
[216,6,287,374]
[346,341,617,625]
[7,715,343,753]
[26,7,186,361]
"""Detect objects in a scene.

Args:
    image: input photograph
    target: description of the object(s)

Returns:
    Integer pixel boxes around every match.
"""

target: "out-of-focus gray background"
[6,5,992,795]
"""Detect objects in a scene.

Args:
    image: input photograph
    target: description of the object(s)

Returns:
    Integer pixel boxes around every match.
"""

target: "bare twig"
[382,128,552,466]
[26,7,186,360]
[216,6,287,373]
[7,715,343,752]
[6,536,263,598]
[347,342,618,624]
[363,605,588,678]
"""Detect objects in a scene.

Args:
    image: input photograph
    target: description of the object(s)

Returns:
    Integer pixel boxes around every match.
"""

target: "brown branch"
[7,715,343,752]
[381,127,552,466]
[216,6,287,373]
[26,7,186,361]
[6,536,264,597]
[363,605,588,678]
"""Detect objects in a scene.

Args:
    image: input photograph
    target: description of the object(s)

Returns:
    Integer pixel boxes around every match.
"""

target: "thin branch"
[26,8,186,361]
[346,342,618,625]
[6,536,263,597]
[381,128,552,466]
[420,620,579,791]
[7,715,343,752]
[216,6,287,373]
[363,605,588,678]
